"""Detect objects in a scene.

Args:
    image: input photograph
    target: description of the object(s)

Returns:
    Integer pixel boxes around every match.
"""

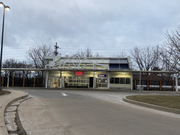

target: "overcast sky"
[1,0,180,61]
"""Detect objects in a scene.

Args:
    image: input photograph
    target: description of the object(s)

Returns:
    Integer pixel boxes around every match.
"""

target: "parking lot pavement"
[17,89,180,135]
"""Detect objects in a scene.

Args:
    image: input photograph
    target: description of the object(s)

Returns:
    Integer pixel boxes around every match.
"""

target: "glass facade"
[50,77,60,88]
[68,76,89,87]
[96,77,107,88]
[115,78,119,84]
[49,71,131,89]
[110,77,131,84]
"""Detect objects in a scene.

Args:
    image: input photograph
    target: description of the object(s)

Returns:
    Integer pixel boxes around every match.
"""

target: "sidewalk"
[0,90,28,135]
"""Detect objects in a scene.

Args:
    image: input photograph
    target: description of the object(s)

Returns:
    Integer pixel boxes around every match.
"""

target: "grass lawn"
[126,95,180,109]
[0,90,11,96]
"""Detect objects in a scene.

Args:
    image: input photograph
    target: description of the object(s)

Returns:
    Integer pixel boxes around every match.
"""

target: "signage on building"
[97,74,106,77]
[75,71,83,76]
[85,80,88,83]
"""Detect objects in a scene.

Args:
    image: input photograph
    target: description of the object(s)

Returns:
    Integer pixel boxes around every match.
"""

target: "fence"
[0,76,177,91]
[133,79,175,91]
[1,76,45,87]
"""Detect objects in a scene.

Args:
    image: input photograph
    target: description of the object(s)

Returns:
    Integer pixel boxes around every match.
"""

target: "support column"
[60,71,62,88]
[23,76,25,87]
[139,72,141,93]
[12,76,14,87]
[176,74,178,92]
[107,71,110,89]
[139,72,141,86]
[131,72,133,90]
[135,79,136,90]
[1,76,4,86]
[45,71,49,88]
[160,80,162,91]
[147,80,149,90]
[172,79,174,91]
[7,72,9,87]
[93,72,95,89]
[33,77,36,87]
[44,78,46,87]
[93,64,96,70]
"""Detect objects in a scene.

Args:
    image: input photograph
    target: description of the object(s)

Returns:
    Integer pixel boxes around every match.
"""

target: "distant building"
[43,55,133,89]
[1,55,178,91]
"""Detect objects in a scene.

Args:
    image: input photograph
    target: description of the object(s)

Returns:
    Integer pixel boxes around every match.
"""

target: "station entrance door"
[96,77,107,88]
[50,77,60,88]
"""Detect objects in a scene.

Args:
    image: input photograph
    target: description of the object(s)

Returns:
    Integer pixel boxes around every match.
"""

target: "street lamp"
[0,2,10,92]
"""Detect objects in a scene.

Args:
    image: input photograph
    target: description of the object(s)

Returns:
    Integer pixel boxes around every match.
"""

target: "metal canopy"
[1,68,178,74]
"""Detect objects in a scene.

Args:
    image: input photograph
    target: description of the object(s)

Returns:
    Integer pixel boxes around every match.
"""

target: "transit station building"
[44,55,133,89]
[1,55,178,91]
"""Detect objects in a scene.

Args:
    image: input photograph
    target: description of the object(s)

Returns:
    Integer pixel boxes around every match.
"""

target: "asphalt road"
[15,89,180,135]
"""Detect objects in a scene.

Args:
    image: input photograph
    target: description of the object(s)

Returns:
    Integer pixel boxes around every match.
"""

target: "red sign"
[75,71,83,76]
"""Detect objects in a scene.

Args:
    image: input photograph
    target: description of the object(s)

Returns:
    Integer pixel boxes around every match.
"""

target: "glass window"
[85,80,89,83]
[102,84,107,87]
[81,80,85,83]
[110,78,114,83]
[115,78,119,84]
[120,78,125,84]
[126,78,130,84]
[101,79,107,83]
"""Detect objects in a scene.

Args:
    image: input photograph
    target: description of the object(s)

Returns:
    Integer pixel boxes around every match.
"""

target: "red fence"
[133,79,175,91]
[1,76,45,87]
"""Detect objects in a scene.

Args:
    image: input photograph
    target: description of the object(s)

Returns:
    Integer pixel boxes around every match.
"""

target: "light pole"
[0,2,10,92]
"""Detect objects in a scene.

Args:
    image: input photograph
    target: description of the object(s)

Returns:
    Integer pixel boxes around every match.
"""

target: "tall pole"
[139,71,141,94]
[54,42,60,56]
[0,7,5,92]
[0,2,10,92]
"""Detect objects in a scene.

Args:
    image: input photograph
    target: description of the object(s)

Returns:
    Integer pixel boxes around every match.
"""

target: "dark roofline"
[44,56,130,59]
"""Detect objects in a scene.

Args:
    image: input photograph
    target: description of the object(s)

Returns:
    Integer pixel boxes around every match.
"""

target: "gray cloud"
[1,0,180,61]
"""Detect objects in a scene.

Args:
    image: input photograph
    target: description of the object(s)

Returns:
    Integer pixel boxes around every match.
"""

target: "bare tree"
[117,50,127,58]
[158,47,173,71]
[84,47,92,57]
[27,45,53,68]
[2,58,33,77]
[74,49,87,57]
[93,52,102,57]
[74,47,101,57]
[130,46,159,71]
[159,26,180,73]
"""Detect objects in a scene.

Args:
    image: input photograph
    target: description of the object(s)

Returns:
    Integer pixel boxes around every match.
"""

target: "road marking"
[61,92,68,97]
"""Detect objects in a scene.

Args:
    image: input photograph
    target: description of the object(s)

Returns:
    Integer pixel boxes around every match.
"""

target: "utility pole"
[0,2,10,92]
[54,42,60,56]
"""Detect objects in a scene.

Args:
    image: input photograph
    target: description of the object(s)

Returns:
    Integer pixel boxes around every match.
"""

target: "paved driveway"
[15,89,180,135]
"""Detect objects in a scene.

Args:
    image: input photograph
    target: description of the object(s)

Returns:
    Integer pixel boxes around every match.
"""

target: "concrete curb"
[0,91,29,135]
[4,87,180,94]
[123,97,180,114]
